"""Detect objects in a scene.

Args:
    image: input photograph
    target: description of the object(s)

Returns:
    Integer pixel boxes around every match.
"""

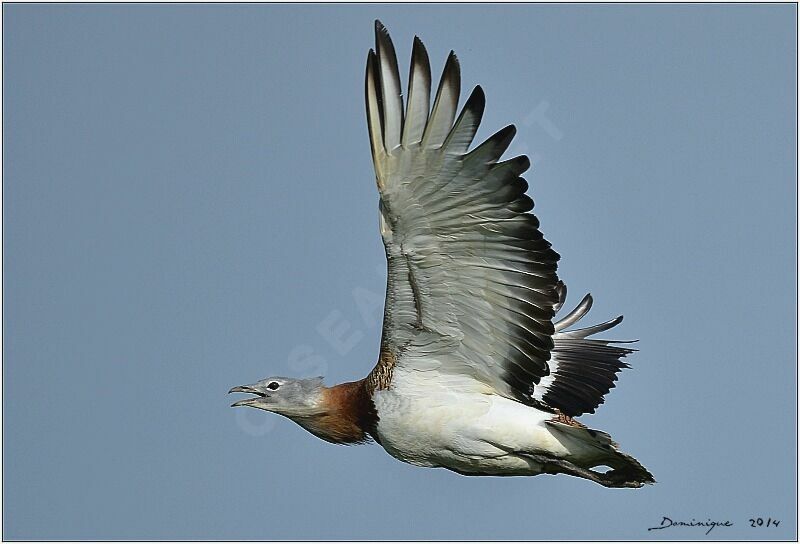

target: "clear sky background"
[3,4,797,540]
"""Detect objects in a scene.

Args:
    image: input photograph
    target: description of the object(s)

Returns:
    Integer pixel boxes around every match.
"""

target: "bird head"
[229,376,326,418]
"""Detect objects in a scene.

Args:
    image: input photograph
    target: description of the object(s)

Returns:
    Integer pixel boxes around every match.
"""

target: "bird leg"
[552,410,585,427]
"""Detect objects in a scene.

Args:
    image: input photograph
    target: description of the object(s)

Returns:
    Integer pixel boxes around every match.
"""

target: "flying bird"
[230,21,654,488]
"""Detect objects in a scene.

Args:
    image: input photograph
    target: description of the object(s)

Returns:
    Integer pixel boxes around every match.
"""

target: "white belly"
[371,370,587,476]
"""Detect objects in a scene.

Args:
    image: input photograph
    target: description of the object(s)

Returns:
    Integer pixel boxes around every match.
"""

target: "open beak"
[228,384,268,408]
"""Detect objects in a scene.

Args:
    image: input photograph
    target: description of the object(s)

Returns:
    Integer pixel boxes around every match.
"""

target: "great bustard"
[230,21,654,488]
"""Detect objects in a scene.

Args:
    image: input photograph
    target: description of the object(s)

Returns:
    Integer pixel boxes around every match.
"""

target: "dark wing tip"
[375,20,397,59]
[410,35,431,72]
[458,85,486,122]
[447,49,461,71]
[365,48,378,86]
[493,124,517,152]
[514,193,534,213]
[467,85,486,111]
[516,155,531,174]
[374,21,388,49]
[365,48,378,91]
[466,123,517,163]
[445,50,461,75]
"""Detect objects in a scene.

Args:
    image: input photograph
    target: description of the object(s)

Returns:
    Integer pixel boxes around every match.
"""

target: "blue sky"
[4,4,796,539]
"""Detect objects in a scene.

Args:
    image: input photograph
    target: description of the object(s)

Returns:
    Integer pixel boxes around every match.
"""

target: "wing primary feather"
[403,36,431,147]
[442,85,485,153]
[466,124,516,164]
[492,154,531,175]
[374,20,403,152]
[423,50,461,148]
[365,50,386,180]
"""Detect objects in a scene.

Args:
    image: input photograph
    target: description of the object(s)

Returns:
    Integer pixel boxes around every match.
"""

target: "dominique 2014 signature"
[648,516,780,535]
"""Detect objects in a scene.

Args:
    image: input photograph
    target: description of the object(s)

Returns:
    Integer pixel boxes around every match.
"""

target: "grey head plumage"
[229,376,325,418]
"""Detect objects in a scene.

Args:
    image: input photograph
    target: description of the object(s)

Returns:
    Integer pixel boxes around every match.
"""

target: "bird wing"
[365,21,562,404]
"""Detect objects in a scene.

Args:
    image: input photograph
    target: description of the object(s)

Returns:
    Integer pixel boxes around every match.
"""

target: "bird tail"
[544,420,656,488]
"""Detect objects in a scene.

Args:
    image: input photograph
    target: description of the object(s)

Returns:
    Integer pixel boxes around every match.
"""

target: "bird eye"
[267,382,280,390]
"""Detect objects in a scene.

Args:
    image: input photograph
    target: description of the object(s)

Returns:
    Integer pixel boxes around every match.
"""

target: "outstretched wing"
[365,21,561,404]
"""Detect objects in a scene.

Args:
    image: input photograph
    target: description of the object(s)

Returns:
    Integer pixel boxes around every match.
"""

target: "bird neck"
[293,379,377,444]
